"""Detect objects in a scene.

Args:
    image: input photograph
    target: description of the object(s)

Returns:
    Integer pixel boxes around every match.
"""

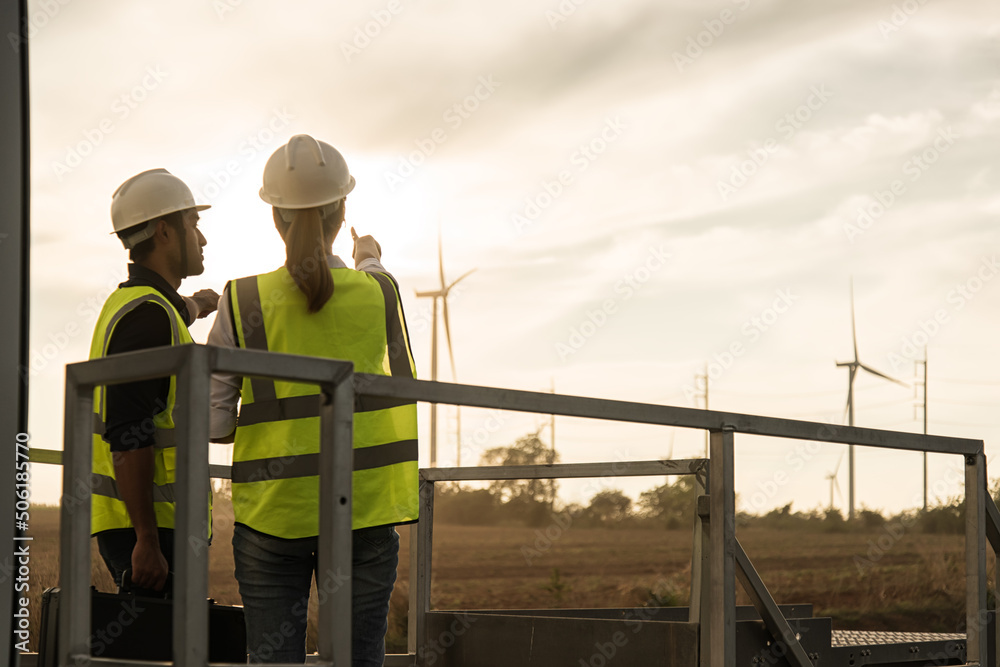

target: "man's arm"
[105,303,172,590]
[112,448,169,590]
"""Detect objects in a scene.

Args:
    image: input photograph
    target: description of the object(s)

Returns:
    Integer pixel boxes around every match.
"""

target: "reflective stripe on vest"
[88,287,203,536]
[230,266,419,538]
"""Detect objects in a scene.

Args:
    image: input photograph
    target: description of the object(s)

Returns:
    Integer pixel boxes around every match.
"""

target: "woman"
[208,134,419,665]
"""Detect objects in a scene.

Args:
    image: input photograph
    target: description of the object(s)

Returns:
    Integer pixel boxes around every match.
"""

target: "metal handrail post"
[709,428,735,667]
[58,368,95,667]
[407,522,418,658]
[414,478,435,665]
[316,363,355,667]
[965,451,988,664]
[173,345,211,666]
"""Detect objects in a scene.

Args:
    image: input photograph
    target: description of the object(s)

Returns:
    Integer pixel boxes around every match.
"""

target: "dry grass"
[22,505,977,655]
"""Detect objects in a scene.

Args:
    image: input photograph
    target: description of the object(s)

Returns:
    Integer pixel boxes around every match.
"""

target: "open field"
[22,502,977,655]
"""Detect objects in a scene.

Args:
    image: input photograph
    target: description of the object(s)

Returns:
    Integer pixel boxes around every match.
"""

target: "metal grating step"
[832,630,965,646]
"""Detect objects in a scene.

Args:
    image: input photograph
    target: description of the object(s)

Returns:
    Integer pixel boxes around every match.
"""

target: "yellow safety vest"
[89,286,210,536]
[229,266,419,539]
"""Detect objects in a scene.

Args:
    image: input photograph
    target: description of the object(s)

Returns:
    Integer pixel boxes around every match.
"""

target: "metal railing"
[60,345,355,667]
[48,343,999,666]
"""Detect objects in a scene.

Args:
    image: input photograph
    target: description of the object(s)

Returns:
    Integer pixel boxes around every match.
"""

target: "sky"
[22,0,1000,516]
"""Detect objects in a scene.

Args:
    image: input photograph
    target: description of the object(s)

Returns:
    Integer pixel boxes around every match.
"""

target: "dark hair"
[278,201,344,313]
[126,210,186,263]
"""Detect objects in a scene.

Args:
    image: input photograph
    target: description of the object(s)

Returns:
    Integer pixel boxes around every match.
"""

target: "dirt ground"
[21,502,975,655]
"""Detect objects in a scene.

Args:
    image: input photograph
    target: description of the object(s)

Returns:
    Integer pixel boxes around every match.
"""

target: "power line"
[935,377,1000,387]
[934,398,999,408]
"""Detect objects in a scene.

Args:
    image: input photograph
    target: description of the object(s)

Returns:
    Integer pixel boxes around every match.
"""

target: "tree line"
[433,430,990,535]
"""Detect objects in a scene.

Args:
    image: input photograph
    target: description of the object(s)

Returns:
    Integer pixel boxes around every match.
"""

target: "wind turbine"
[836,280,907,520]
[825,452,844,512]
[415,233,475,467]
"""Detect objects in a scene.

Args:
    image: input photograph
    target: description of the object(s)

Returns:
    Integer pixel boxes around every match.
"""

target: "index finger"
[351,226,359,240]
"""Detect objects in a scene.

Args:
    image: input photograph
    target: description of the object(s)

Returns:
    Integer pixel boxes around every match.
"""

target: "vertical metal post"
[688,469,707,624]
[173,346,211,666]
[407,523,419,656]
[1,0,29,663]
[317,366,355,666]
[965,451,988,664]
[58,372,94,666]
[429,299,438,468]
[709,428,735,667]
[688,466,712,666]
[415,478,435,664]
[919,350,928,511]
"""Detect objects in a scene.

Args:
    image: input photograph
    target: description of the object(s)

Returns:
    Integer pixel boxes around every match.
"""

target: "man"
[208,135,418,664]
[90,168,219,594]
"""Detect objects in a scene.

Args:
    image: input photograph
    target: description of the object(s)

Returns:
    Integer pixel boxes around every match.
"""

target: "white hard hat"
[259,134,356,210]
[111,168,210,249]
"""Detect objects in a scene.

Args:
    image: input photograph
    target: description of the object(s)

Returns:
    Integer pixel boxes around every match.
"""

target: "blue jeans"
[232,523,399,665]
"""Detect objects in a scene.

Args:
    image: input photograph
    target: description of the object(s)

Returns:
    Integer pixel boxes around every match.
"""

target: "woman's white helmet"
[259,134,356,210]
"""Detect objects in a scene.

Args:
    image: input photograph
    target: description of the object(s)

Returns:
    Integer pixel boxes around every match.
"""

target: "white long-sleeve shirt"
[208,255,390,440]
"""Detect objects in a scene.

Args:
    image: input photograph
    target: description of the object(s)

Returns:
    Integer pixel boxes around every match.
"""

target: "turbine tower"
[836,280,907,520]
[826,452,844,512]
[415,233,475,467]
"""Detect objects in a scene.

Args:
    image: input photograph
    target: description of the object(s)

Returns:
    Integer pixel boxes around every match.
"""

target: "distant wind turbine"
[415,233,476,467]
[826,452,844,512]
[836,279,908,520]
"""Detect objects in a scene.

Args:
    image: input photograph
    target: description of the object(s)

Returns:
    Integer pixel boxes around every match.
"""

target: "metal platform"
[832,630,966,646]
[416,607,984,667]
[37,344,1000,666]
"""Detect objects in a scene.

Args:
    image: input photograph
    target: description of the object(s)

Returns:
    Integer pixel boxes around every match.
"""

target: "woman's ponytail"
[283,208,333,312]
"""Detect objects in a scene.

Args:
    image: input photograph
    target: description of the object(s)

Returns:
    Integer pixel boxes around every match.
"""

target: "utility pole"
[915,348,928,511]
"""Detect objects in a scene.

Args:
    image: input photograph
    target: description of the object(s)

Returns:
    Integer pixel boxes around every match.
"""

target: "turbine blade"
[445,268,477,293]
[850,278,859,362]
[438,231,446,290]
[443,298,457,382]
[834,450,845,476]
[859,362,908,387]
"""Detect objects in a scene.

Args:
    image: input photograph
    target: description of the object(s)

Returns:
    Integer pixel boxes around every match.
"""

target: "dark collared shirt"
[104,264,192,452]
